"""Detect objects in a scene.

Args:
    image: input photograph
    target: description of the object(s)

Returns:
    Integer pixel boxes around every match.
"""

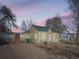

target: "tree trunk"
[76,12,79,41]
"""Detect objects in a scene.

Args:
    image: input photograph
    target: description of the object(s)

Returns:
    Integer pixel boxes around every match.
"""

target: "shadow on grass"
[0,41,9,46]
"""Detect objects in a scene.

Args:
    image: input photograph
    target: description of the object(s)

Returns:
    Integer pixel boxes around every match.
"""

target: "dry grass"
[36,42,79,59]
[46,44,79,59]
[61,40,79,45]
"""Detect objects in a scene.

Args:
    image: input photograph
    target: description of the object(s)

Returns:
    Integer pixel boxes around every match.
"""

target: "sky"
[0,0,70,25]
[0,0,75,33]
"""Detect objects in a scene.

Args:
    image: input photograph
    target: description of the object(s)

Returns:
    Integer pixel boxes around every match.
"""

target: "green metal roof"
[33,25,49,32]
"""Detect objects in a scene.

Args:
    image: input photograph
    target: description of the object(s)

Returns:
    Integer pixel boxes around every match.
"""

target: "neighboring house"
[0,32,16,43]
[0,22,16,43]
[20,25,60,44]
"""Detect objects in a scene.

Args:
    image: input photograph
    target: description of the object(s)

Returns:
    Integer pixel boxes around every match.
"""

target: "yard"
[0,44,48,59]
[0,43,79,59]
[41,43,79,59]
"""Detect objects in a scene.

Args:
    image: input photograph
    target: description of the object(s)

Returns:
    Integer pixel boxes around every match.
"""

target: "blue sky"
[0,0,70,26]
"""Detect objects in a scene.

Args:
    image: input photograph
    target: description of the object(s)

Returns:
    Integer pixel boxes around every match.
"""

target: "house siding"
[37,32,48,44]
[52,32,59,42]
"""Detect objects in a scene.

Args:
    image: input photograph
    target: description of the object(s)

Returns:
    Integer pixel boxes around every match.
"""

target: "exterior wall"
[52,32,60,42]
[20,31,60,44]
[0,33,15,43]
[30,26,37,44]
[34,32,38,44]
[35,31,60,44]
[48,29,52,43]
[48,29,60,43]
[30,32,36,43]
[36,31,48,44]
[10,34,15,42]
[31,30,60,44]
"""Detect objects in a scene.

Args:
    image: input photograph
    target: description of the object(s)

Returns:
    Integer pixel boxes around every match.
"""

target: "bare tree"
[21,20,33,33]
[46,16,67,33]
[21,21,27,31]
[68,0,79,41]
[0,4,17,32]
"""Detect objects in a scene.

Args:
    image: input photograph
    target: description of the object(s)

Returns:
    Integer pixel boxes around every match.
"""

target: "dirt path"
[0,43,79,59]
[0,44,48,59]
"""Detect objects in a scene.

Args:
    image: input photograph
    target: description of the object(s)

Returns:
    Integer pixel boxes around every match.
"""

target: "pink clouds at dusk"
[11,27,21,33]
[11,4,41,15]
[49,7,58,12]
[61,11,73,25]
[35,19,46,26]
[61,11,72,17]
[1,0,71,27]
[0,0,76,33]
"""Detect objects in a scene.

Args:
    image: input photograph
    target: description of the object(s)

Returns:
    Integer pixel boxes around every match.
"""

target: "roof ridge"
[32,25,48,28]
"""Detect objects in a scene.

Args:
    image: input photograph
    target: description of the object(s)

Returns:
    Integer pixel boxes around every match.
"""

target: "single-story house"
[20,25,60,44]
